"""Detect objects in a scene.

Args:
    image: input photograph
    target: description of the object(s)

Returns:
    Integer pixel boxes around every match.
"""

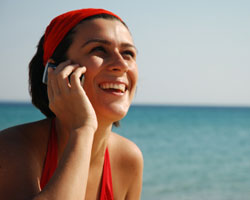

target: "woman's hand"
[47,60,97,132]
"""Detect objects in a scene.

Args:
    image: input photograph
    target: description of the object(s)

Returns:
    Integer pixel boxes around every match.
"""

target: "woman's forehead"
[73,18,133,44]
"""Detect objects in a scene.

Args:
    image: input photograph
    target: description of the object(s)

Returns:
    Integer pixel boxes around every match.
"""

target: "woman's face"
[67,18,138,123]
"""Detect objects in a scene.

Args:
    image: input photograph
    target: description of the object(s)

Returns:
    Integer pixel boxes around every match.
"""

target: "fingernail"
[48,58,55,63]
[48,67,53,72]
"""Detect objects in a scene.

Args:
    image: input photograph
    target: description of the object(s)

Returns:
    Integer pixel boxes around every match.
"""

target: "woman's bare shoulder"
[110,132,143,172]
[0,119,51,161]
[0,119,50,145]
[0,119,51,198]
[109,132,143,198]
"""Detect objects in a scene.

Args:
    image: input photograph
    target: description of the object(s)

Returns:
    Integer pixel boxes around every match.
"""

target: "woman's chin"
[96,101,130,123]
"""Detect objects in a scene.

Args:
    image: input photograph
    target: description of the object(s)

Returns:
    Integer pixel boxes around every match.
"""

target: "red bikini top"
[40,119,114,200]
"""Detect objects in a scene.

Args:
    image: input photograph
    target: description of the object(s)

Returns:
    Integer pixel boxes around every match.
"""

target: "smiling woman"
[0,8,143,200]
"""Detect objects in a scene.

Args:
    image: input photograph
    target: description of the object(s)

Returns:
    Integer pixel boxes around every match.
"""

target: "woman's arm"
[0,125,95,200]
[34,61,97,200]
[0,61,97,200]
[34,126,95,200]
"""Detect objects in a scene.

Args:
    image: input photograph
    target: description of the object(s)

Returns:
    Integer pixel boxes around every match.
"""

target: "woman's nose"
[107,52,129,73]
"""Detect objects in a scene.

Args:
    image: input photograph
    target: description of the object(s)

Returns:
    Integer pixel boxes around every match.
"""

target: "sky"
[0,0,250,106]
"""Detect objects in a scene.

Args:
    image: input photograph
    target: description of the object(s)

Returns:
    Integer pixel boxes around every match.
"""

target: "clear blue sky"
[1,0,250,106]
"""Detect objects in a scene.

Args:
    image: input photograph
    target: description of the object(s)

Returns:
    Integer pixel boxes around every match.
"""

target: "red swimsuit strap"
[40,118,58,190]
[40,119,114,200]
[100,148,114,200]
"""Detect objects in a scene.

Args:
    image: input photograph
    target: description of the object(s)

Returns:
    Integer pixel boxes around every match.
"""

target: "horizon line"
[0,100,250,109]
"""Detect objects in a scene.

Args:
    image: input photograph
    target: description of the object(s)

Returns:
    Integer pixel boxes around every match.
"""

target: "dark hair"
[29,14,127,127]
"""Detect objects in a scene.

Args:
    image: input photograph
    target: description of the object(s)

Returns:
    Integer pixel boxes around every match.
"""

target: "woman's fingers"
[47,60,86,97]
[53,60,71,73]
[46,60,96,131]
[70,67,87,91]
[56,64,81,92]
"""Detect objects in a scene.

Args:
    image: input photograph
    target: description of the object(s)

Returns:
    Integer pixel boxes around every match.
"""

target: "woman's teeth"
[99,83,126,93]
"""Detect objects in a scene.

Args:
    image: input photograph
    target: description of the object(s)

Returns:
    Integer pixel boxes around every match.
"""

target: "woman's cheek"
[86,56,104,70]
[130,63,138,84]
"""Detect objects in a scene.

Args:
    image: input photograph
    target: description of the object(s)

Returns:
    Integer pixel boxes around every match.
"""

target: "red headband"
[43,8,122,66]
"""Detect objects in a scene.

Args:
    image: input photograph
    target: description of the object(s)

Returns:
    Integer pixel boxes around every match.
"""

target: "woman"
[0,8,143,200]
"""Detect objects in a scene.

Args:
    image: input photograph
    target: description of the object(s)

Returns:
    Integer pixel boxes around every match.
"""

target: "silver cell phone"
[42,61,85,85]
[42,62,57,84]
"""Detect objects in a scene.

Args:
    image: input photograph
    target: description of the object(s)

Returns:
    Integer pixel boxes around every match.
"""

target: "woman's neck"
[54,117,113,165]
[90,120,112,165]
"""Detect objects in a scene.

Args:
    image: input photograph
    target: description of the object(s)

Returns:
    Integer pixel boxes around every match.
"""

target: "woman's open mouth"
[99,82,128,94]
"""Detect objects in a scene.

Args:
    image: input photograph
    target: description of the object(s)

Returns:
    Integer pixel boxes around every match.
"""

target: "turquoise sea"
[1,102,250,200]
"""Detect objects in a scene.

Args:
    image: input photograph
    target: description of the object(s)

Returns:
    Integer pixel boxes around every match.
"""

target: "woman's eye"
[90,46,106,53]
[123,50,135,58]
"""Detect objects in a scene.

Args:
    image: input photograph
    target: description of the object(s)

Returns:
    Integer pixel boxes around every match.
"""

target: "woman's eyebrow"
[81,39,111,48]
[81,38,137,52]
[121,43,138,53]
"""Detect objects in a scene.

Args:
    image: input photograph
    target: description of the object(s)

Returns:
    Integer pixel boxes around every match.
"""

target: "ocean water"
[1,103,250,200]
